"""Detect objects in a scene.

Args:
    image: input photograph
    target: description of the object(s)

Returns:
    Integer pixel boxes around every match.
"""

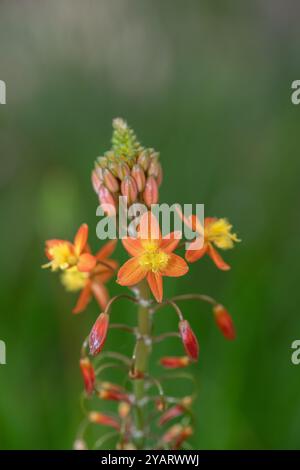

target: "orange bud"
[79,357,95,395]
[98,185,117,216]
[131,164,146,192]
[103,169,119,193]
[121,176,138,205]
[143,176,159,207]
[148,159,160,178]
[160,356,190,369]
[179,320,199,361]
[159,404,185,426]
[89,312,109,356]
[91,170,102,194]
[213,304,236,340]
[137,151,150,171]
[98,388,130,403]
[116,162,130,180]
[88,411,120,431]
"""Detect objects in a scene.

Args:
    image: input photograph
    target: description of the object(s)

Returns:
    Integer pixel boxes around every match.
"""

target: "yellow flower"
[61,267,88,292]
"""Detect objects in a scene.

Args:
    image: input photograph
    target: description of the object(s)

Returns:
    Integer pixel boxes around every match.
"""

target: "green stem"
[132,280,152,449]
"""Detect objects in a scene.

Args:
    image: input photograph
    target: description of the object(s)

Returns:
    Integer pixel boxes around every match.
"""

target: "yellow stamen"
[48,243,77,271]
[139,242,170,273]
[206,218,240,250]
[61,267,88,292]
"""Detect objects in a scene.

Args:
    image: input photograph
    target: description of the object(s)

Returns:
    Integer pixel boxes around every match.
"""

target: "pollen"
[139,246,170,273]
[61,267,88,292]
[206,218,240,250]
[48,243,77,271]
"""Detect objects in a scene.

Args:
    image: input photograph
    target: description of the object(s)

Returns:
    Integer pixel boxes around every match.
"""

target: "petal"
[207,244,231,271]
[160,231,182,253]
[93,260,118,283]
[45,239,71,259]
[91,281,110,311]
[138,211,161,241]
[185,243,207,263]
[72,283,92,314]
[74,224,89,255]
[163,253,189,277]
[95,239,117,261]
[147,271,163,303]
[77,253,96,272]
[122,237,143,257]
[117,257,146,286]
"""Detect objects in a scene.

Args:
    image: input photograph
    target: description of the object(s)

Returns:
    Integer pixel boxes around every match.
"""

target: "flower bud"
[91,170,102,194]
[148,159,160,178]
[108,160,119,177]
[89,312,109,356]
[95,165,104,181]
[137,151,150,171]
[98,388,130,403]
[118,401,130,419]
[143,176,159,207]
[98,185,117,216]
[131,164,146,192]
[178,320,199,361]
[79,357,95,395]
[89,411,120,431]
[159,404,185,426]
[103,168,119,193]
[156,162,163,186]
[121,176,138,206]
[213,304,236,340]
[159,356,190,369]
[97,156,108,168]
[116,162,130,180]
[73,439,87,450]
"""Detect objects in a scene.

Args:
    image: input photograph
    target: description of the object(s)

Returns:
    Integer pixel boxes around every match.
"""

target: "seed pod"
[131,164,146,192]
[143,175,159,207]
[178,320,199,361]
[79,357,95,395]
[213,304,236,340]
[103,168,119,193]
[121,176,138,206]
[89,312,109,356]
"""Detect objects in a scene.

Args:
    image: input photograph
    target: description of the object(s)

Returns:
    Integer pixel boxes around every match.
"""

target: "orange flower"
[61,239,118,314]
[43,223,96,272]
[117,212,188,302]
[183,215,240,271]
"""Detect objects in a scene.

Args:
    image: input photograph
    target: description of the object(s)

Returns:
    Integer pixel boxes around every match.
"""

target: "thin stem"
[171,293,217,306]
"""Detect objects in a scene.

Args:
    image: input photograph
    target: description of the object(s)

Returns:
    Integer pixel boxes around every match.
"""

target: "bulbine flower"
[184,215,240,270]
[213,304,236,340]
[117,212,188,302]
[43,224,96,272]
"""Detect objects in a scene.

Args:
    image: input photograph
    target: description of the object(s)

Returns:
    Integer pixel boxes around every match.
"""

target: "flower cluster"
[43,118,240,450]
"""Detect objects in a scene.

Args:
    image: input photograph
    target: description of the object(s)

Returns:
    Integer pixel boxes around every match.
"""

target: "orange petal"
[72,283,92,314]
[45,239,71,259]
[91,281,110,311]
[163,253,189,277]
[189,215,204,235]
[147,271,163,303]
[160,231,182,253]
[95,239,117,261]
[122,237,143,257]
[185,243,207,263]
[77,253,96,272]
[93,259,118,283]
[138,211,161,241]
[207,244,230,271]
[117,257,146,286]
[74,224,88,255]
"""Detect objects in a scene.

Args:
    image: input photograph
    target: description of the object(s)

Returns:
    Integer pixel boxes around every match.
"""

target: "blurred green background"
[1,0,300,450]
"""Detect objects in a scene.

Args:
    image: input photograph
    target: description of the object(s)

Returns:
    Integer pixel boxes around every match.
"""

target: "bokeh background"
[1,0,300,450]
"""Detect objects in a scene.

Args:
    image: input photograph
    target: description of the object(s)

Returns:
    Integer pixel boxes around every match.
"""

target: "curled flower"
[183,215,240,271]
[117,212,188,302]
[89,312,109,356]
[159,356,190,369]
[179,320,199,361]
[213,304,236,340]
[43,224,96,272]
[79,357,95,395]
[88,411,120,431]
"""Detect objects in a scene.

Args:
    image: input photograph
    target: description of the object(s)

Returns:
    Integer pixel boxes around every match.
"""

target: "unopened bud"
[156,162,163,186]
[89,312,109,356]
[98,388,130,403]
[91,170,102,194]
[97,156,108,168]
[118,401,131,419]
[131,164,146,192]
[98,185,117,216]
[137,151,150,171]
[103,168,119,193]
[179,320,199,361]
[116,162,130,180]
[79,357,95,395]
[213,304,236,340]
[89,411,120,431]
[158,404,185,426]
[143,176,159,207]
[121,176,138,206]
[148,159,160,178]
[159,356,190,369]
